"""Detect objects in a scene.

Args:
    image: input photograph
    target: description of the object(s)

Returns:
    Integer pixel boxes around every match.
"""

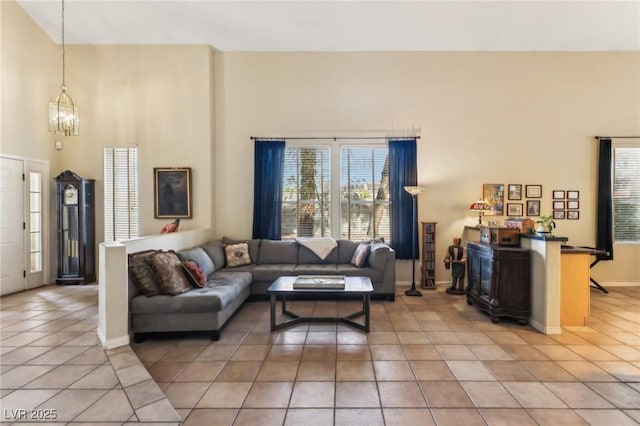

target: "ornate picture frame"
[154,167,192,219]
[525,184,542,198]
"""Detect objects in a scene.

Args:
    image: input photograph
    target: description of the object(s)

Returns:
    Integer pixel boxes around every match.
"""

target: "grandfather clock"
[55,170,95,284]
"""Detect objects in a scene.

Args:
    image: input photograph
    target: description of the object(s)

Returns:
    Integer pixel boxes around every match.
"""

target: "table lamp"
[469,199,491,227]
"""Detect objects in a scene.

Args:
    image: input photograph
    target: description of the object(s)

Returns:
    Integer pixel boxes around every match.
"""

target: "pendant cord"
[61,0,66,89]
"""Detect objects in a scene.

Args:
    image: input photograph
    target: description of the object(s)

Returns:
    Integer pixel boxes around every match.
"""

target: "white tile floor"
[1,284,639,425]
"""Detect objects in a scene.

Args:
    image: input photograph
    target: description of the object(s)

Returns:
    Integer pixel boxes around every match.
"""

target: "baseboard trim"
[97,328,130,350]
[529,318,562,335]
[599,281,640,287]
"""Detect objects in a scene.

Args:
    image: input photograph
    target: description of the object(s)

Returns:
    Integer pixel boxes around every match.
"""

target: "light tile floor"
[1,284,639,425]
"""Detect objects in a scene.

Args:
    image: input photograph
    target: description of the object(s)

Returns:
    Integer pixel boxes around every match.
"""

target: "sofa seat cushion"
[131,272,251,314]
[294,264,339,275]
[250,264,297,282]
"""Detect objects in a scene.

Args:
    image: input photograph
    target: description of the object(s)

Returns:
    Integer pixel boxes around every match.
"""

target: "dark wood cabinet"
[466,241,530,324]
[55,170,96,284]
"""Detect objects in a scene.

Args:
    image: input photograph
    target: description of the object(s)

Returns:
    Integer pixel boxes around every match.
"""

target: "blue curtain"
[252,140,285,240]
[389,138,417,259]
[596,138,614,260]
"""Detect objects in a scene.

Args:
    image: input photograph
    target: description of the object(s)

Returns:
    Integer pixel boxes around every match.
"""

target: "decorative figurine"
[160,218,180,234]
[444,237,466,295]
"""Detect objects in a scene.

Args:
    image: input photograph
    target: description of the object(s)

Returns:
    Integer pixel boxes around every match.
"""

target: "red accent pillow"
[182,260,207,287]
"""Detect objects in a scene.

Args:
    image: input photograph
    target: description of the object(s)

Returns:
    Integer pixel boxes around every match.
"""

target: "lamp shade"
[404,186,424,196]
[469,200,491,211]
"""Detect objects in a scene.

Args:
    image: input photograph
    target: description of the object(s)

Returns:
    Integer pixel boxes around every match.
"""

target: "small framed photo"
[525,185,542,198]
[526,200,541,216]
[567,190,580,200]
[507,203,523,216]
[154,167,193,219]
[553,200,565,210]
[553,210,566,220]
[567,200,580,210]
[482,183,505,216]
[567,210,580,220]
[553,190,565,199]
[508,184,522,200]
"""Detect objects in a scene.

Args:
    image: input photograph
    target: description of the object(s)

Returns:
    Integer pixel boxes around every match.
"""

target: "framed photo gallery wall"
[552,189,580,220]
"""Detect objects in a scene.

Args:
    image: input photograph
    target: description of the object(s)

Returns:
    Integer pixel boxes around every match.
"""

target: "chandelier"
[49,0,78,136]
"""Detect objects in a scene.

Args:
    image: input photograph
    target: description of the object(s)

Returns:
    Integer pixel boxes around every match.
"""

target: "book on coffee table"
[293,275,346,289]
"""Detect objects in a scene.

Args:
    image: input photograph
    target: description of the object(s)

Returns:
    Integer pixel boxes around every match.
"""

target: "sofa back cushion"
[338,240,360,264]
[177,246,215,276]
[258,240,298,264]
[298,245,338,264]
[201,240,226,271]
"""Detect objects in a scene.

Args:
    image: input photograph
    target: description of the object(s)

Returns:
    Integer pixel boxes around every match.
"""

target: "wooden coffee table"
[267,276,374,332]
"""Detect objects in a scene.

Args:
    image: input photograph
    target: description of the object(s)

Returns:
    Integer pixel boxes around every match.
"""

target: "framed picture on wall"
[567,190,580,200]
[154,167,192,219]
[553,190,565,199]
[525,185,542,198]
[553,210,565,220]
[553,201,565,210]
[526,200,541,216]
[507,203,523,216]
[483,183,505,216]
[567,211,580,220]
[567,200,580,210]
[508,184,522,200]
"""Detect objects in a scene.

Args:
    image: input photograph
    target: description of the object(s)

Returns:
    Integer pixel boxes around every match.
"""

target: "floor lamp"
[404,186,423,297]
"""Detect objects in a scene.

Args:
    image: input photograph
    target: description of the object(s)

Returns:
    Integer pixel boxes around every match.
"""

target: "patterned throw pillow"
[182,260,207,287]
[224,243,252,267]
[350,242,371,268]
[146,251,192,295]
[128,250,160,296]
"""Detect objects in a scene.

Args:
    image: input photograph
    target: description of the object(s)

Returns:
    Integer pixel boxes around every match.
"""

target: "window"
[104,147,139,242]
[29,172,42,272]
[340,146,390,240]
[613,145,640,242]
[282,146,331,238]
[281,143,390,241]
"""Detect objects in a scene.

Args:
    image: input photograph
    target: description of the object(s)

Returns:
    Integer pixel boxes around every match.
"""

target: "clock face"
[63,184,78,205]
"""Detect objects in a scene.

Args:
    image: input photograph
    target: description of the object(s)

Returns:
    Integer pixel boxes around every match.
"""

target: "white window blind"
[613,145,640,242]
[104,147,139,242]
[282,146,331,238]
[340,146,390,241]
[280,143,390,241]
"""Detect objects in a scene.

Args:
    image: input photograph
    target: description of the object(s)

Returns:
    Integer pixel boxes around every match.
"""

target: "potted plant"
[536,214,556,235]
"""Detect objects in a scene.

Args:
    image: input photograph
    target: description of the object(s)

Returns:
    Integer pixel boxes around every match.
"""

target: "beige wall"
[214,51,640,283]
[3,1,639,284]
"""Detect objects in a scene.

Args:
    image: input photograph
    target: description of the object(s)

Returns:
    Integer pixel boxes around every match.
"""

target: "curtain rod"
[595,136,640,139]
[251,136,420,141]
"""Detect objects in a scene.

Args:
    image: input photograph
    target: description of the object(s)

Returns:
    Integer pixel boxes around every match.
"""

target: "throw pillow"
[351,242,371,268]
[128,250,160,296]
[224,243,251,267]
[146,251,192,295]
[182,260,207,287]
[177,246,215,276]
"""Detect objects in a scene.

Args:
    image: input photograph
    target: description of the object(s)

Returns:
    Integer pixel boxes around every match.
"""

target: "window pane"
[614,146,640,242]
[29,172,42,273]
[340,146,390,241]
[282,146,330,238]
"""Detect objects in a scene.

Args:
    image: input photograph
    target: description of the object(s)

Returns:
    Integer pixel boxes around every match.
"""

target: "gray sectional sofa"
[128,237,396,341]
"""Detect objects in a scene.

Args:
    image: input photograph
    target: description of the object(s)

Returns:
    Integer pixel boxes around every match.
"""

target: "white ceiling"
[17,0,640,52]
